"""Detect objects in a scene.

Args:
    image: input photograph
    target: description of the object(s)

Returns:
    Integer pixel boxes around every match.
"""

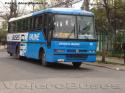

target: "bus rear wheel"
[16,46,23,59]
[40,51,48,66]
[72,62,82,69]
[9,53,13,56]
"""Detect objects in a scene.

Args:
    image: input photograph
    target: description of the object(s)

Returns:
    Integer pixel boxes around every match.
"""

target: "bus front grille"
[66,54,88,60]
[67,50,88,53]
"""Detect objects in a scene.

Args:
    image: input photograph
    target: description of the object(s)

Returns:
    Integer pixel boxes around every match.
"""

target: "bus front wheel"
[40,51,48,66]
[72,62,82,69]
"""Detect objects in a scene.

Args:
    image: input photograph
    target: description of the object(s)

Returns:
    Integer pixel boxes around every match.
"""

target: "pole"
[122,43,125,64]
[32,4,35,12]
[43,0,45,9]
[123,49,125,64]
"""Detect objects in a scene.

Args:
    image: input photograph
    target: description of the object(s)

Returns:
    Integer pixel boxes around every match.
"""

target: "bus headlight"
[88,50,95,53]
[54,49,65,53]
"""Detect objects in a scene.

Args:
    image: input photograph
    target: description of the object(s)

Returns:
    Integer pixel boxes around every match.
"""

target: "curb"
[84,63,125,71]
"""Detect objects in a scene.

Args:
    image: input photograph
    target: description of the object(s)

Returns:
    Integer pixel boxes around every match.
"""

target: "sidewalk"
[84,56,125,71]
[97,56,124,64]
[0,45,7,52]
[84,62,125,71]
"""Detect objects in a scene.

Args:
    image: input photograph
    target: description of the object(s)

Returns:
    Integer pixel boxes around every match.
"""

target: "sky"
[0,0,83,28]
[0,0,32,13]
[0,0,83,14]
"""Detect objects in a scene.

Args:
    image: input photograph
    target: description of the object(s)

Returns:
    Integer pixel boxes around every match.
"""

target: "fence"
[97,30,125,58]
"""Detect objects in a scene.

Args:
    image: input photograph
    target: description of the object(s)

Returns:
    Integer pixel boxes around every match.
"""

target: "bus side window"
[23,19,28,31]
[14,22,16,32]
[37,16,43,30]
[35,17,38,30]
[13,22,16,33]
[22,19,25,31]
[45,14,55,47]
[28,18,30,31]
[43,14,48,38]
[31,18,34,31]
[9,22,13,33]
[25,19,28,31]
[29,18,33,31]
[17,21,19,32]
[8,23,10,33]
[17,20,21,32]
[19,20,23,32]
[11,22,15,33]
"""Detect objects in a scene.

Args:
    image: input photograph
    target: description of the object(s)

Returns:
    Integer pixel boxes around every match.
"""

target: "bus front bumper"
[46,54,96,63]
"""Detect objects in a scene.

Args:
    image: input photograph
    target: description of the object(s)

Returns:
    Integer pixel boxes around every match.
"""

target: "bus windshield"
[53,15,95,39]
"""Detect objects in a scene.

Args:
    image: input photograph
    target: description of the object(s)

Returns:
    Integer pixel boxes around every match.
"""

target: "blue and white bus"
[7,8,97,68]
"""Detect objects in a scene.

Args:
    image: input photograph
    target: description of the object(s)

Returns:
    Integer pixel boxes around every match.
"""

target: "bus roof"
[32,8,94,16]
[9,8,94,22]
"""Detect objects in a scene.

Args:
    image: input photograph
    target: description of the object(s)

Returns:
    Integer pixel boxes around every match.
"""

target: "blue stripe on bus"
[32,8,94,16]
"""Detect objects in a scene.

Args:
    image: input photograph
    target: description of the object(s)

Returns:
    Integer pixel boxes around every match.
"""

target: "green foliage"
[113,32,125,53]
[108,51,124,58]
[92,0,125,57]
[92,0,125,32]
[0,31,7,38]
[114,0,125,29]
[91,8,108,32]
[0,21,8,41]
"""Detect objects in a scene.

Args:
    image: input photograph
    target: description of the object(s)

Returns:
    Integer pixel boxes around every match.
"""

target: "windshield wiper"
[81,26,90,34]
[78,23,91,34]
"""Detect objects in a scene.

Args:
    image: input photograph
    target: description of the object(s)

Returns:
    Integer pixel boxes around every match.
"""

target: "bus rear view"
[7,8,97,68]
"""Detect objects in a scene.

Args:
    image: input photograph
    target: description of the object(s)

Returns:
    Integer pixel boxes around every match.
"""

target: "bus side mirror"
[122,43,125,50]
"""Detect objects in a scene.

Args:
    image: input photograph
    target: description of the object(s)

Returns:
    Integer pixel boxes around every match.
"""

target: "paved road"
[0,52,125,93]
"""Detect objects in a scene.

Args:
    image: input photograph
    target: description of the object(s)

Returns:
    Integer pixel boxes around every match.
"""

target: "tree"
[82,0,90,10]
[9,0,18,18]
[33,0,83,10]
[92,0,125,62]
[0,0,18,44]
[0,21,8,43]
[33,0,47,11]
